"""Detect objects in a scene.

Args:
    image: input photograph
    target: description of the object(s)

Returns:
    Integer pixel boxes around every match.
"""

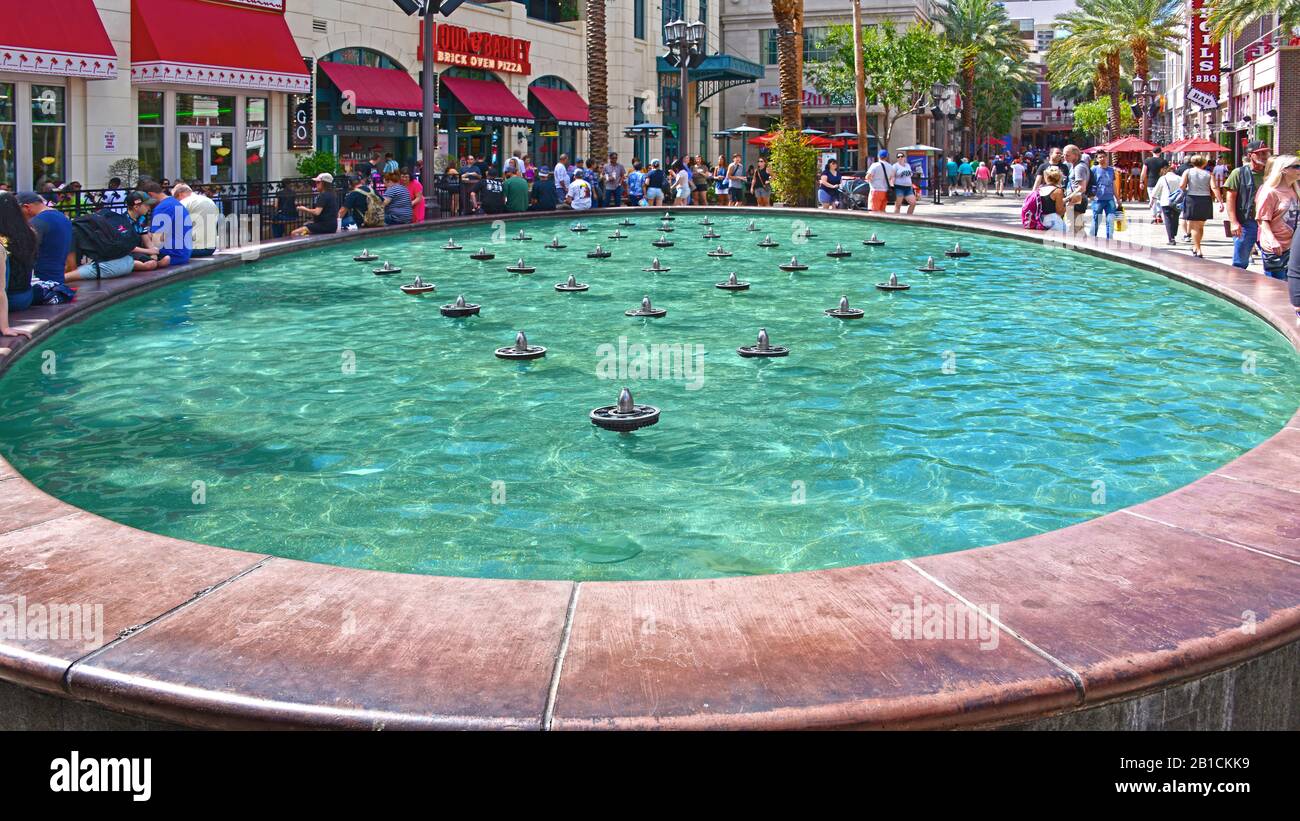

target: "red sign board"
[1188,0,1220,106]
[419,21,531,75]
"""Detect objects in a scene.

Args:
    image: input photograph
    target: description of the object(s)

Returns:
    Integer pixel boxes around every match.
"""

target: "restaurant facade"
[2,0,762,190]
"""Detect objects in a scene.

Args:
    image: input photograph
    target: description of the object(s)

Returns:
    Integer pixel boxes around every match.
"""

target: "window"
[137,91,165,182]
[699,0,708,23]
[1035,30,1055,52]
[527,0,578,24]
[759,29,777,65]
[0,83,14,189]
[634,0,645,40]
[31,85,65,188]
[176,94,235,127]
[803,27,834,63]
[1021,86,1043,108]
[663,0,683,30]
[246,97,268,183]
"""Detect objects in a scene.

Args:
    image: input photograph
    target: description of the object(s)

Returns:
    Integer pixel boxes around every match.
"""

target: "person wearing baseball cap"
[291,173,339,236]
[530,167,559,212]
[866,149,895,212]
[64,190,164,282]
[1223,139,1272,268]
[16,191,72,285]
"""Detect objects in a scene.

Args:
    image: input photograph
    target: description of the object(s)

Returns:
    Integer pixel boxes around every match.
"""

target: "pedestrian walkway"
[916,191,1268,275]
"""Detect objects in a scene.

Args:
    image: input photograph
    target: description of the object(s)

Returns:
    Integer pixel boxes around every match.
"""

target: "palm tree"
[585,1,609,161]
[771,0,804,130]
[1206,0,1300,38]
[934,0,1029,157]
[1050,0,1181,141]
[1048,6,1126,137]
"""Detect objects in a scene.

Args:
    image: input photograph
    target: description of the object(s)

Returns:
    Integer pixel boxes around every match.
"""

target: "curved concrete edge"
[0,206,1297,730]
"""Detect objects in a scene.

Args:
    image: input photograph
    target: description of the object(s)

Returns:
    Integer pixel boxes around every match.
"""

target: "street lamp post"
[664,17,707,162]
[1133,77,1161,144]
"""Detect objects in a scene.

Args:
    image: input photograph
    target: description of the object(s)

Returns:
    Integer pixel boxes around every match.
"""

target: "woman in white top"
[1150,160,1183,245]
[1011,159,1027,195]
[671,160,690,205]
[1179,154,1216,257]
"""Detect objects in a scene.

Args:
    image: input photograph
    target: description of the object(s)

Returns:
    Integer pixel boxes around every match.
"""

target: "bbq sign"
[419,21,531,75]
[1188,0,1221,108]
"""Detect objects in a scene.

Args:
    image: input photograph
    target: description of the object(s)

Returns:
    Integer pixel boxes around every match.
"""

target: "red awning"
[440,76,533,125]
[528,87,590,128]
[131,0,310,93]
[319,62,438,120]
[0,0,117,79]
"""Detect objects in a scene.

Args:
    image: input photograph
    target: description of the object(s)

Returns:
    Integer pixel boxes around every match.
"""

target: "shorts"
[675,187,690,200]
[894,186,915,199]
[646,187,663,199]
[817,189,837,206]
[869,190,888,211]
[74,255,136,280]
[753,187,770,199]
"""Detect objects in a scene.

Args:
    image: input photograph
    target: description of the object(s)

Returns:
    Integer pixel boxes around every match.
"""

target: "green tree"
[1206,0,1300,38]
[1047,10,1126,136]
[767,128,819,207]
[805,22,961,149]
[1072,97,1137,138]
[934,0,1029,157]
[295,151,341,179]
[969,53,1035,154]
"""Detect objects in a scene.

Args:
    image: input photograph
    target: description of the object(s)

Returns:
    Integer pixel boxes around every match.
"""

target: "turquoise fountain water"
[1,212,1296,580]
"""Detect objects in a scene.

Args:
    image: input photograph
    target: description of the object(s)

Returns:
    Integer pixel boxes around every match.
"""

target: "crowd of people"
[6,138,1298,336]
[1018,139,1299,316]
[0,177,224,335]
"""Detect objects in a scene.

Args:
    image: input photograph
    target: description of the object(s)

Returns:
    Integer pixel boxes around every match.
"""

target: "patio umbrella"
[729,125,766,166]
[800,127,827,136]
[895,144,943,153]
[1103,136,1158,153]
[747,132,778,146]
[625,123,671,165]
[830,131,859,167]
[1166,137,1228,154]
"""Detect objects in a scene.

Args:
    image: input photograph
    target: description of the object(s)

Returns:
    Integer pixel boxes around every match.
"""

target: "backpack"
[71,210,138,274]
[1021,188,1048,230]
[361,188,385,228]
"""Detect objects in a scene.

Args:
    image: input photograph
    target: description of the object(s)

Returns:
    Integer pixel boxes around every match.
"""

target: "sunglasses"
[1287,164,1300,171]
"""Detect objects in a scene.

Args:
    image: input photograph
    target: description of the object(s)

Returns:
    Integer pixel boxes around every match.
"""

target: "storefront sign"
[757,88,848,109]
[419,21,531,75]
[288,57,315,151]
[1188,0,1221,108]
[318,120,407,138]
[206,0,286,11]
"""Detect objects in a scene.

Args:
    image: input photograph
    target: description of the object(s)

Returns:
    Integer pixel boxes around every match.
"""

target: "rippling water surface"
[1,212,1296,580]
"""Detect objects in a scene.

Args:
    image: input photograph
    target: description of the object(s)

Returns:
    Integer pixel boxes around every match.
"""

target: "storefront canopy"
[0,0,117,79]
[319,62,438,120]
[440,76,533,125]
[131,0,310,93]
[528,87,591,128]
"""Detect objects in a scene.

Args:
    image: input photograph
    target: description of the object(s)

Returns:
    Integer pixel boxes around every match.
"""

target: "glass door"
[178,128,236,184]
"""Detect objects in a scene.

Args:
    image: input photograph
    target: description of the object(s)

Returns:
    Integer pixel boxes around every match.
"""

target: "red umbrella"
[1164,137,1227,154]
[1103,136,1158,153]
[747,132,777,146]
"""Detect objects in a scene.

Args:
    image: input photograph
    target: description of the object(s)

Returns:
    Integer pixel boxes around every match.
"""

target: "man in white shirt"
[173,183,221,257]
[866,149,894,212]
[553,153,571,196]
[566,177,593,210]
